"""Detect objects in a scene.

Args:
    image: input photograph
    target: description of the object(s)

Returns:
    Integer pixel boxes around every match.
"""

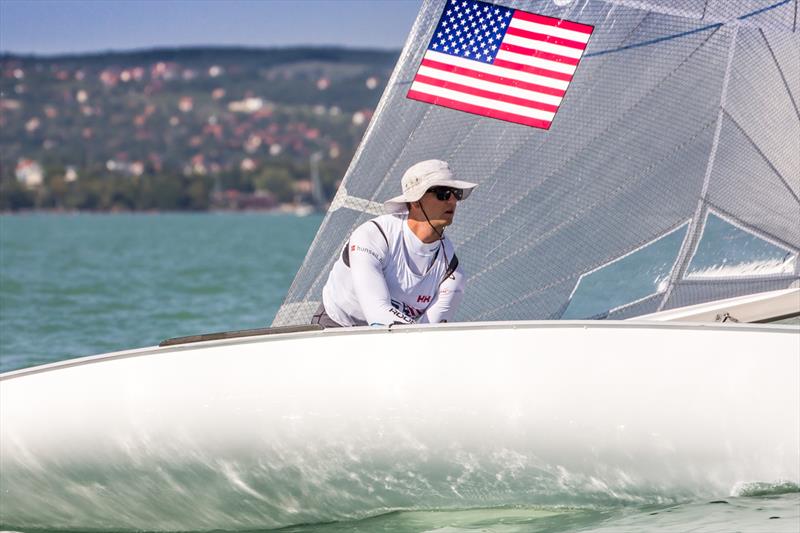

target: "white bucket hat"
[384,159,477,213]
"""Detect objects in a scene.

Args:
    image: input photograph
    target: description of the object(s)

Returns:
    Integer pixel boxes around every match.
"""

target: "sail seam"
[586,0,793,58]
[659,24,739,311]
[566,221,691,301]
[472,105,717,276]
[463,27,722,257]
[758,28,800,122]
[721,109,800,205]
[474,219,696,321]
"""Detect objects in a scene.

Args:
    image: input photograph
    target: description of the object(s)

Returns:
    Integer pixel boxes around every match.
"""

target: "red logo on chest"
[417,294,432,303]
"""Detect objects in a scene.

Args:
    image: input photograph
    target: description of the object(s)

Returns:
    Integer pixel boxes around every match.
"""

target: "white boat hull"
[1,321,798,530]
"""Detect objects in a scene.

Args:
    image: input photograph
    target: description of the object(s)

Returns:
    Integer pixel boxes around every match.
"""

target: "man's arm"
[418,267,465,324]
[348,224,415,326]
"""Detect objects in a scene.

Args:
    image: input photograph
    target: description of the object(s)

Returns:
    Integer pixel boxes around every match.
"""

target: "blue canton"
[427,0,514,63]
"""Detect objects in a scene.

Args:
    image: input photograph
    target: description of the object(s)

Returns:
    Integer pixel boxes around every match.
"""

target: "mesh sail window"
[273,0,800,326]
[686,212,797,279]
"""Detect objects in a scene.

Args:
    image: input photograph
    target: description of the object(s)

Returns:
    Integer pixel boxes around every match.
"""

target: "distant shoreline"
[0,205,326,216]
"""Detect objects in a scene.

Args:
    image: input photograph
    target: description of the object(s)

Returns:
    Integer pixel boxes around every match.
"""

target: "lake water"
[0,213,321,373]
[0,213,797,533]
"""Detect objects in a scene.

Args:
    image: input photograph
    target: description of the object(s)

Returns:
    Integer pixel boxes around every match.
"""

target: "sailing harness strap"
[341,220,458,287]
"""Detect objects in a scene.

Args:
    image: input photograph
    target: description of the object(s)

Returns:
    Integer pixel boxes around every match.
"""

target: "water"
[0,213,321,373]
[1,213,798,532]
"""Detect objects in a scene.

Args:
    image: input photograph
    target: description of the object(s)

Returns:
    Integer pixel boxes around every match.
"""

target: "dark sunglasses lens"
[430,187,462,201]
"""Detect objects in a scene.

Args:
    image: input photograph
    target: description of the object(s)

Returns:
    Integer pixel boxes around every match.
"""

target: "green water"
[1,213,798,532]
[0,212,322,372]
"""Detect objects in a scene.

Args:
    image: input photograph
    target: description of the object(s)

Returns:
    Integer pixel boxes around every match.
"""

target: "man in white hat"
[313,159,477,327]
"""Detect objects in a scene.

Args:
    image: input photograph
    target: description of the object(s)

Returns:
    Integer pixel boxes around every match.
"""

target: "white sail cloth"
[274,0,799,326]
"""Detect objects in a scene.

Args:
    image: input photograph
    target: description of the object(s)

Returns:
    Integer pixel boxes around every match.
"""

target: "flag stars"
[429,0,511,62]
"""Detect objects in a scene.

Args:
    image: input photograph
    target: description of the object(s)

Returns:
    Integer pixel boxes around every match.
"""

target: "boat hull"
[1,321,798,530]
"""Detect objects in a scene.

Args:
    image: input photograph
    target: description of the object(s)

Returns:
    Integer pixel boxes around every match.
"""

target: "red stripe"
[412,73,560,113]
[407,89,552,130]
[492,57,573,82]
[500,41,580,66]
[505,25,587,50]
[420,57,566,97]
[512,10,594,35]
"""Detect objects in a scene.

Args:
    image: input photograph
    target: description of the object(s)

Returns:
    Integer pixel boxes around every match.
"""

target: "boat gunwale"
[2,319,796,381]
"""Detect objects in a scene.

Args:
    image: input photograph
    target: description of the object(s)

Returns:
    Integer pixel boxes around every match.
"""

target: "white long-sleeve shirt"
[322,214,465,326]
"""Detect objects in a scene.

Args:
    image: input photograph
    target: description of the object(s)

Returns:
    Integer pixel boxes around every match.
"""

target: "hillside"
[0,47,397,211]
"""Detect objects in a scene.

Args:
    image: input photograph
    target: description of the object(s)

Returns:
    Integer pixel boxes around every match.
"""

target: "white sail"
[274,0,799,325]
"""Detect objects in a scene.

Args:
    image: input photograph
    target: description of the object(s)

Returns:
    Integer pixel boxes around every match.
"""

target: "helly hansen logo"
[351,244,356,251]
[417,295,432,303]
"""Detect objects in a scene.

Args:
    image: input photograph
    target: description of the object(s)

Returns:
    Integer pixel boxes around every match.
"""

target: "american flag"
[407,0,593,129]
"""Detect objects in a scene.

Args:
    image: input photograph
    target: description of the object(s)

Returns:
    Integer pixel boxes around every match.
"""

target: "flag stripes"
[407,0,593,129]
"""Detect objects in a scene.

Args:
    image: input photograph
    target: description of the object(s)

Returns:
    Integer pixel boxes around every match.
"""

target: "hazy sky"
[0,0,422,55]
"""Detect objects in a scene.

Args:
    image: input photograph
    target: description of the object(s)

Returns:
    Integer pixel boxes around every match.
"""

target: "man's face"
[416,186,461,227]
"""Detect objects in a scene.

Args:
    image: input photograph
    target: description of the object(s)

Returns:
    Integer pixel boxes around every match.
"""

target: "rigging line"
[722,108,800,206]
[585,0,792,58]
[759,28,800,121]
[658,25,739,311]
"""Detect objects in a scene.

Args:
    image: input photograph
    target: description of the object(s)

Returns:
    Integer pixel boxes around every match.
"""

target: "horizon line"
[0,43,403,60]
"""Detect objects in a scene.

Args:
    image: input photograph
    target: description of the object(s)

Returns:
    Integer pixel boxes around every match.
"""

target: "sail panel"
[273,0,799,327]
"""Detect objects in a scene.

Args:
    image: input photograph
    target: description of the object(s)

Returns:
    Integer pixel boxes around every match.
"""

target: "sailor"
[313,159,477,327]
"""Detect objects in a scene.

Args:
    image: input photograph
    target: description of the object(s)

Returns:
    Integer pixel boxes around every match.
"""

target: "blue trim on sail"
[585,0,792,58]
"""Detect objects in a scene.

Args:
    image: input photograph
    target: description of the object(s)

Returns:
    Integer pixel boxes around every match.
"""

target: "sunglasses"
[427,186,463,201]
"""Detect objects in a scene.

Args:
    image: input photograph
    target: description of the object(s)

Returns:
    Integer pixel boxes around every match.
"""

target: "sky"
[0,0,422,55]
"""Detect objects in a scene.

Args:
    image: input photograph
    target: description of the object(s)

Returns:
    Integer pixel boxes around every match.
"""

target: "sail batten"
[273,0,799,326]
